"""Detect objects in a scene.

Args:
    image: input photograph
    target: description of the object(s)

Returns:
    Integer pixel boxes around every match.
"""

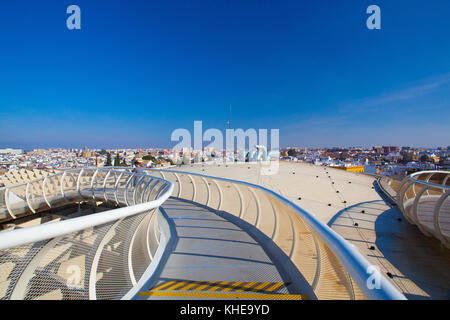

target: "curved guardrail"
[105,166,405,300]
[397,170,450,248]
[0,166,407,300]
[0,168,173,300]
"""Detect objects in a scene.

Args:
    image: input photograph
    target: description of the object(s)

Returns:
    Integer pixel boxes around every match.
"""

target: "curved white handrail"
[398,170,450,248]
[0,167,174,301]
[409,170,450,190]
[17,166,406,300]
[140,167,406,300]
[0,168,173,250]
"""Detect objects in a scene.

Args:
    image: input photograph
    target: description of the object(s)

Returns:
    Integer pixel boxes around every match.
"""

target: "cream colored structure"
[0,167,405,300]
[0,168,173,300]
[397,171,450,248]
[142,168,404,300]
[1,169,59,187]
[163,162,450,299]
[145,169,365,299]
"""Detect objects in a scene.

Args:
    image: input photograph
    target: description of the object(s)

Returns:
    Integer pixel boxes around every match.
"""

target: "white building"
[0,148,23,155]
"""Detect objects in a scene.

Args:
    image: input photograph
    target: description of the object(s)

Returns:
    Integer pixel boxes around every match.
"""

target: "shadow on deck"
[138,197,316,300]
[328,189,450,299]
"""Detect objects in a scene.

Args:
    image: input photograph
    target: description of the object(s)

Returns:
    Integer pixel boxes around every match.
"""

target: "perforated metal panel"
[0,209,160,300]
[0,168,170,300]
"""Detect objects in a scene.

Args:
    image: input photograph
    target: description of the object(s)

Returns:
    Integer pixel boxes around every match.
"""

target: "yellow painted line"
[165,281,188,291]
[265,282,284,292]
[178,281,202,291]
[221,281,243,292]
[193,281,216,291]
[139,291,308,300]
[207,281,230,291]
[251,282,272,292]
[235,281,257,292]
[151,281,176,291]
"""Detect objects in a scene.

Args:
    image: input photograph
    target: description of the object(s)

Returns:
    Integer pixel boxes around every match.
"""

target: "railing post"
[25,182,36,214]
[60,171,69,203]
[433,191,450,247]
[412,187,431,236]
[133,176,145,205]
[102,170,112,202]
[249,187,261,228]
[124,173,135,206]
[152,211,160,247]
[201,177,210,207]
[142,179,160,202]
[154,183,168,200]
[425,172,436,196]
[212,179,223,211]
[114,171,125,205]
[4,188,16,219]
[398,181,414,219]
[173,172,182,198]
[233,184,244,219]
[442,174,450,193]
[88,219,123,300]
[76,168,85,200]
[141,179,156,203]
[90,169,99,200]
[43,176,51,209]
[9,236,62,300]
[146,180,160,202]
[187,174,196,201]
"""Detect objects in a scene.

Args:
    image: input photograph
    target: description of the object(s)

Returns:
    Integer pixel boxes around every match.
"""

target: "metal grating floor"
[138,198,305,300]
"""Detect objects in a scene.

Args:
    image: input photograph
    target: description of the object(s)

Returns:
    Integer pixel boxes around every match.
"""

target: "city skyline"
[1,143,449,152]
[1,0,449,149]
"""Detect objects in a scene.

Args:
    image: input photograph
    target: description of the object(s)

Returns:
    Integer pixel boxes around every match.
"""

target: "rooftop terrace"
[0,163,447,299]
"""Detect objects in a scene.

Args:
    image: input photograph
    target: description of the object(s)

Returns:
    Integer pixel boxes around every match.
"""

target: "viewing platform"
[397,171,450,248]
[0,166,404,300]
[169,162,450,299]
[2,164,448,300]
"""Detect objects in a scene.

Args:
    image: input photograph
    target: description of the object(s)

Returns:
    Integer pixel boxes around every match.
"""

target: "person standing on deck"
[132,158,144,187]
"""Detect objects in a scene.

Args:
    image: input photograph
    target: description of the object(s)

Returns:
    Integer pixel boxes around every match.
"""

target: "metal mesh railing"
[0,210,160,300]
[0,168,172,222]
[140,168,405,300]
[397,170,450,248]
[0,166,405,300]
[0,189,7,221]
[0,168,173,300]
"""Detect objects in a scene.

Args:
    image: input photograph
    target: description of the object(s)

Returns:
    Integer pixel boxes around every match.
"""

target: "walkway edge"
[126,207,178,300]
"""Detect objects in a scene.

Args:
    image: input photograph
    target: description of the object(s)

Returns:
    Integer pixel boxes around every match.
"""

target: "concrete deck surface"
[166,161,450,299]
[139,198,306,300]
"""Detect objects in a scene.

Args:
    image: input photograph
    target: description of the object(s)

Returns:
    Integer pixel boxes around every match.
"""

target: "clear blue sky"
[0,0,449,149]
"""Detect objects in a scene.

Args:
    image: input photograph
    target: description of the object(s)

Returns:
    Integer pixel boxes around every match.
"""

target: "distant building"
[0,148,23,155]
[429,153,440,163]
[81,146,92,158]
[386,151,402,162]
[330,165,365,173]
[382,146,398,154]
[373,146,383,154]
[401,150,419,162]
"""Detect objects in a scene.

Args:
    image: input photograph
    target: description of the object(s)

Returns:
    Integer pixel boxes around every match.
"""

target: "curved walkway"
[329,198,450,299]
[0,167,406,300]
[397,171,450,247]
[138,198,310,300]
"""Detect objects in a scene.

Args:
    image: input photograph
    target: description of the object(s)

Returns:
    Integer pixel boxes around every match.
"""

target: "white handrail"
[0,168,173,250]
[398,170,450,248]
[0,166,406,300]
[409,170,450,190]
[141,167,406,300]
